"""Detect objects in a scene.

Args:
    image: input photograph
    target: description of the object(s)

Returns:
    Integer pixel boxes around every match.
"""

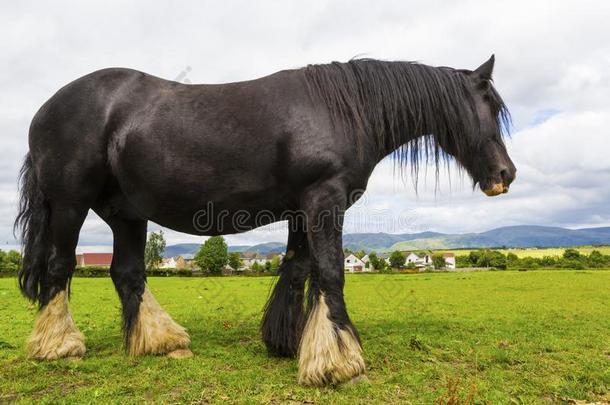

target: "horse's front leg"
[297,183,366,386]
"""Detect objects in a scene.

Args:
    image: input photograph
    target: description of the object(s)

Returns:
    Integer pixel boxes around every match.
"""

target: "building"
[160,255,189,269]
[442,253,456,269]
[344,253,368,272]
[76,253,113,267]
[361,254,370,268]
[404,252,432,269]
[240,253,268,269]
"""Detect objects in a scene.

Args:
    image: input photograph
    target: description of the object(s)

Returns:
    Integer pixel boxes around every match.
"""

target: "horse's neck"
[373,114,429,163]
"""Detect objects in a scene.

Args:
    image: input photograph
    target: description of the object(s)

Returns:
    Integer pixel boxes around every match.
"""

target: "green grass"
[1,271,609,404]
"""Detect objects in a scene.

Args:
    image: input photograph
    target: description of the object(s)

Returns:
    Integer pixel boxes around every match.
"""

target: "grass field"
[1,271,609,404]
[440,245,610,258]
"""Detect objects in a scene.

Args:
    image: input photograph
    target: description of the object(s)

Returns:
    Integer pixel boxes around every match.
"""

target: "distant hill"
[385,226,610,251]
[239,242,286,255]
[342,231,445,252]
[163,241,286,258]
[163,226,610,257]
[163,243,201,258]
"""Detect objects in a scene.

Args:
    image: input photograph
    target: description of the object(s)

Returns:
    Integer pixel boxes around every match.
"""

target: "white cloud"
[1,0,609,247]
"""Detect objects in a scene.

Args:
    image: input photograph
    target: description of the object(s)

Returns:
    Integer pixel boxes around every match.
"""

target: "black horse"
[15,55,515,386]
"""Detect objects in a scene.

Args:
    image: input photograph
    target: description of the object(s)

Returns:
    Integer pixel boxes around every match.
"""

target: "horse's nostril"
[500,167,514,185]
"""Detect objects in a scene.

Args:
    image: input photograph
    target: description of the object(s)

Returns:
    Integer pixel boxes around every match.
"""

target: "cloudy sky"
[1,0,609,249]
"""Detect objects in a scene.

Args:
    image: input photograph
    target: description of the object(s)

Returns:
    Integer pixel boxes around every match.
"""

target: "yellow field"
[439,245,610,258]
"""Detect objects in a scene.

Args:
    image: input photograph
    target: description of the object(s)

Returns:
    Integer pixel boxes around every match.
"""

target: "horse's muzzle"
[482,183,509,196]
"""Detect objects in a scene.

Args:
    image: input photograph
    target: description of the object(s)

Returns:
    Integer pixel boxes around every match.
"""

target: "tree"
[468,250,481,266]
[389,251,405,268]
[456,255,471,268]
[354,250,366,259]
[588,250,606,267]
[270,255,281,274]
[144,230,166,270]
[251,262,262,272]
[228,252,242,272]
[432,254,446,269]
[539,255,557,267]
[506,252,520,268]
[368,252,380,270]
[488,251,507,269]
[0,250,20,272]
[563,248,581,260]
[194,236,228,274]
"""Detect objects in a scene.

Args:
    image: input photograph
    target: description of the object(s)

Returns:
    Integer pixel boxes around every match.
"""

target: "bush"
[462,249,507,269]
[73,266,192,277]
[74,266,111,277]
[0,250,22,275]
[539,255,557,267]
[147,268,192,277]
[455,255,471,268]
[504,248,610,270]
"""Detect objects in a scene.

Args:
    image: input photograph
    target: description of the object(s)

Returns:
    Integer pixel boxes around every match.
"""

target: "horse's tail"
[14,153,50,305]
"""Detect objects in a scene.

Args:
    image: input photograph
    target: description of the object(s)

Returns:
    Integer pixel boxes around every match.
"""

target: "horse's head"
[441,55,516,196]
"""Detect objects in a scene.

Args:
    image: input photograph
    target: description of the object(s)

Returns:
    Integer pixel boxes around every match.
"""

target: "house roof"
[406,252,430,259]
[77,253,113,266]
[442,253,456,257]
[344,254,364,263]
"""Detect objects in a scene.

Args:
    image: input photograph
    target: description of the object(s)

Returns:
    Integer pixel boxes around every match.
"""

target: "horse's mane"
[303,59,510,184]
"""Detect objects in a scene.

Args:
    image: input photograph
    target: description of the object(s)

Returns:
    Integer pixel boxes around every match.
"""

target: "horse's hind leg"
[102,214,191,357]
[261,223,310,357]
[27,203,87,360]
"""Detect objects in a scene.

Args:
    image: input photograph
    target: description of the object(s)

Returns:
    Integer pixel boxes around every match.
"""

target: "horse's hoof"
[345,374,369,385]
[167,349,193,359]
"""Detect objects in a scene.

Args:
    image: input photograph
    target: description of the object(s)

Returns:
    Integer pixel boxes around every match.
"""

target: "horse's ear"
[473,54,495,81]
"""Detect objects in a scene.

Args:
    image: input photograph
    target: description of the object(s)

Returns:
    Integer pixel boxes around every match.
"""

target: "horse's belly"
[146,199,290,236]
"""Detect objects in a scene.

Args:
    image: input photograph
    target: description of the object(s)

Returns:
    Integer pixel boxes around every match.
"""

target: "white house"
[160,257,179,268]
[405,252,432,268]
[442,253,456,269]
[160,255,189,270]
[240,253,268,269]
[344,254,367,272]
[405,253,419,265]
[238,252,285,270]
[361,254,370,269]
